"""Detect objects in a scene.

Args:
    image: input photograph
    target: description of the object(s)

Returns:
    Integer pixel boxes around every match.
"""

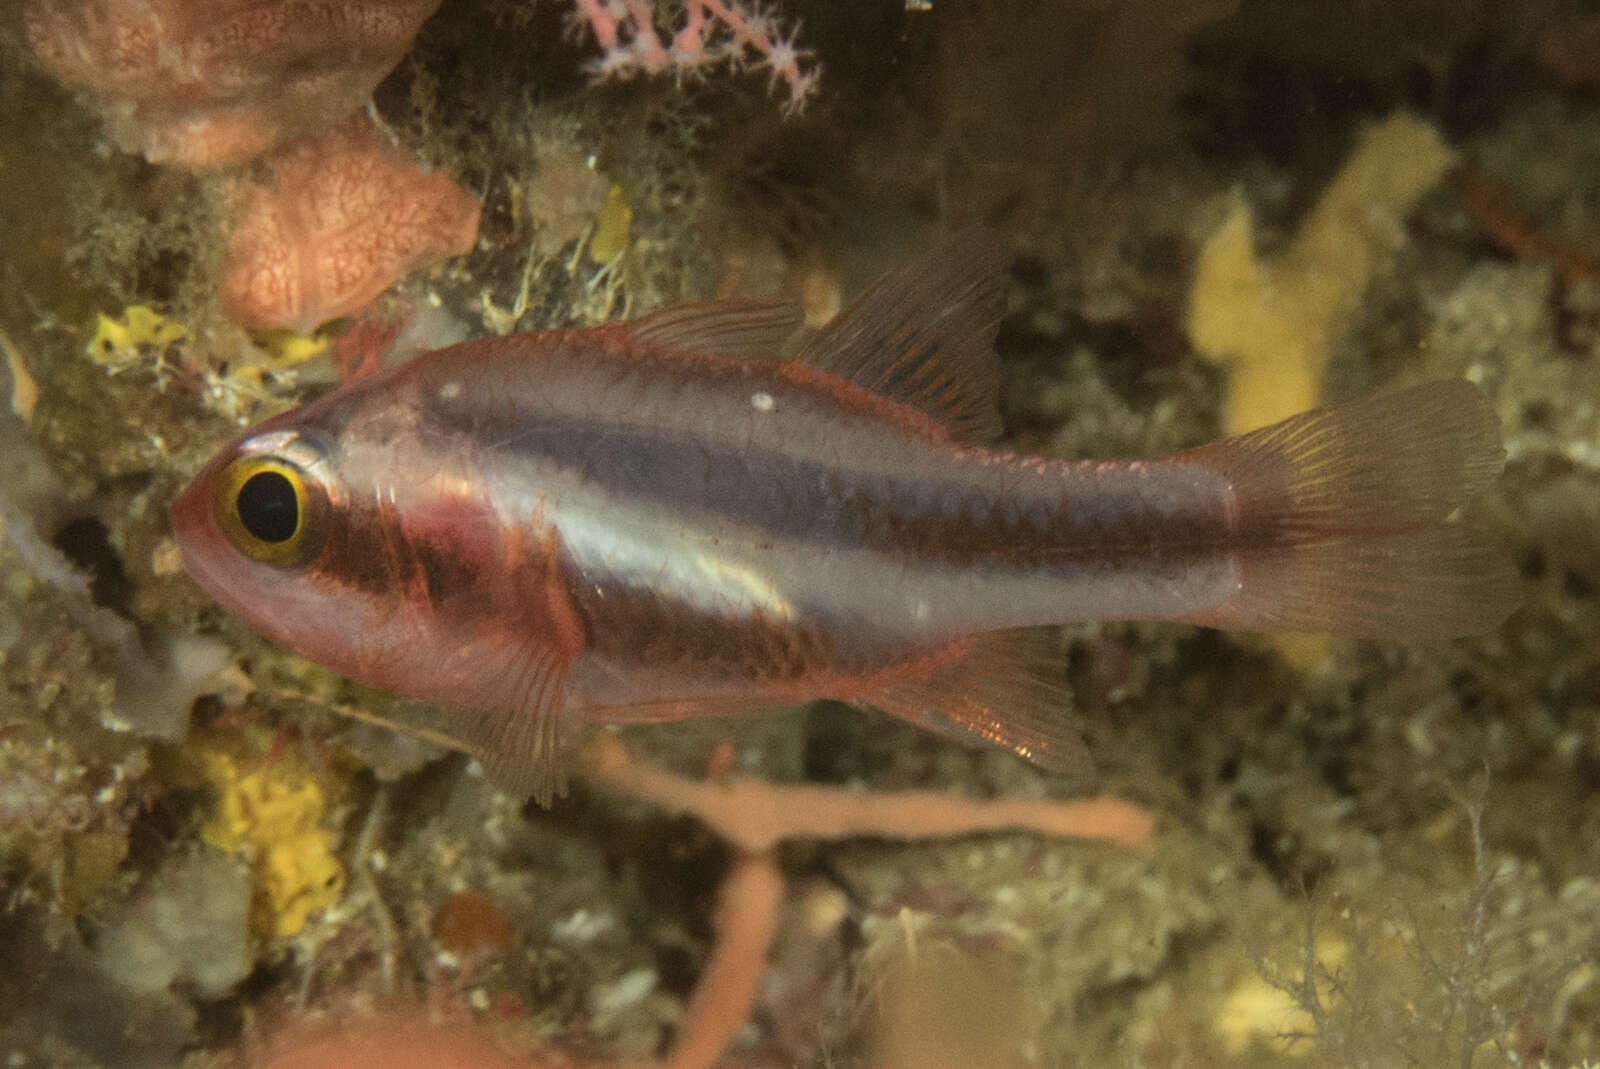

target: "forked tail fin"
[1176,380,1518,640]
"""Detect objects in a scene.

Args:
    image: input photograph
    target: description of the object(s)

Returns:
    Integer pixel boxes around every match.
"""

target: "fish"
[171,229,1517,803]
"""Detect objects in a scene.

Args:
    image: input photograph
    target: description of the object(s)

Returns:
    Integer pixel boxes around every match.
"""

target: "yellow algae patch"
[250,326,332,367]
[1215,935,1348,1056]
[1188,113,1455,437]
[87,304,188,367]
[588,183,632,263]
[191,730,345,939]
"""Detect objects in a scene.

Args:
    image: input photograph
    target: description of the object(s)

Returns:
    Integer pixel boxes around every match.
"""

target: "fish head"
[171,420,374,665]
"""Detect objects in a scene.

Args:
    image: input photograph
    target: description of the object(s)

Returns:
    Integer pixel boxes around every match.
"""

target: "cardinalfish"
[171,230,1516,803]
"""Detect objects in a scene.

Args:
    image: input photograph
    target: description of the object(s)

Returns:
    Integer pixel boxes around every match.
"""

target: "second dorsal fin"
[795,228,1010,441]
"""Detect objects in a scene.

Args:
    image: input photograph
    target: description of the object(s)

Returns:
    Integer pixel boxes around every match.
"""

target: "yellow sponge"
[1189,114,1455,436]
[1187,115,1453,665]
[1215,935,1349,1056]
[192,730,345,939]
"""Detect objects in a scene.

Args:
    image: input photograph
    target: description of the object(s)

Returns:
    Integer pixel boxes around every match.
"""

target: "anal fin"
[862,628,1090,776]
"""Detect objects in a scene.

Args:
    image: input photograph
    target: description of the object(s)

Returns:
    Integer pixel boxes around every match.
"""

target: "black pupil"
[236,470,299,544]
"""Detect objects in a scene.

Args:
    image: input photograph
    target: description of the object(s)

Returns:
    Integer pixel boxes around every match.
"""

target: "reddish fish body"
[171,231,1514,801]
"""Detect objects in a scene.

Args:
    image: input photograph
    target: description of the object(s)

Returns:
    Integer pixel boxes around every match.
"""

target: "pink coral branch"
[580,736,1153,1069]
[568,0,818,110]
[582,736,1156,853]
[666,850,784,1069]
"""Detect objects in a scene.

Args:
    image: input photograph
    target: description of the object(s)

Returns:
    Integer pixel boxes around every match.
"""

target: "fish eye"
[215,454,325,567]
[237,469,298,543]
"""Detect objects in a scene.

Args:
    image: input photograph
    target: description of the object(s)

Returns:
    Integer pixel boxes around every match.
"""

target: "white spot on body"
[438,380,462,400]
[750,390,775,412]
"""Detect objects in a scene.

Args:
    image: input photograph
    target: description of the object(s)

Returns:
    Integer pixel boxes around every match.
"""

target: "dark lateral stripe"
[439,408,1113,563]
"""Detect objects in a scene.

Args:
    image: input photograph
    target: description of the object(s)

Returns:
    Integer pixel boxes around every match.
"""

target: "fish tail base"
[1177,380,1517,640]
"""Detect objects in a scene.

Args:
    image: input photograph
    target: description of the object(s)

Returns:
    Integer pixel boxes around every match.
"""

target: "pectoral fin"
[451,636,572,806]
[448,527,587,805]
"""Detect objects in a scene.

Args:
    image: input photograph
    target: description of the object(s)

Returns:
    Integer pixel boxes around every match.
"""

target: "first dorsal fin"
[795,228,1010,441]
[861,627,1091,776]
[625,299,804,357]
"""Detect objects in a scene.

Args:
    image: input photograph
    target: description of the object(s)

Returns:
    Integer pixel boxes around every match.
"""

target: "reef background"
[2,1,1598,1066]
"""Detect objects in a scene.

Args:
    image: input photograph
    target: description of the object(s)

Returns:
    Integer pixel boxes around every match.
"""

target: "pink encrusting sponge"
[246,1018,546,1069]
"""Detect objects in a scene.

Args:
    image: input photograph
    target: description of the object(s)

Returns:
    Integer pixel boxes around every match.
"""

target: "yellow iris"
[215,456,313,567]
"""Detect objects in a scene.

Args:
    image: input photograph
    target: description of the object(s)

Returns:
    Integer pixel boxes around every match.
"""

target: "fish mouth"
[168,475,209,551]
[168,469,329,653]
[169,473,222,580]
[168,475,245,615]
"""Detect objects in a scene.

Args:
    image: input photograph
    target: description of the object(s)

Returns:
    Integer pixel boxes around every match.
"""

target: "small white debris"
[149,538,185,578]
[551,908,615,943]
[750,391,775,412]
[590,966,658,1019]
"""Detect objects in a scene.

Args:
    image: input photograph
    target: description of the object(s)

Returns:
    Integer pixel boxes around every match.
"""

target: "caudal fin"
[1177,380,1518,640]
